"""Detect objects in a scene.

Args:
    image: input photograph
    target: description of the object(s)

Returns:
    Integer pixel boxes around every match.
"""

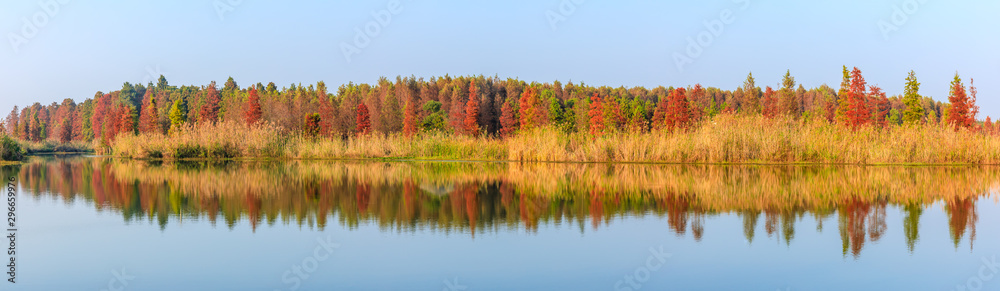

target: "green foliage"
[902,70,924,124]
[422,101,447,132]
[0,134,25,161]
[546,93,564,126]
[169,98,188,132]
[888,108,902,125]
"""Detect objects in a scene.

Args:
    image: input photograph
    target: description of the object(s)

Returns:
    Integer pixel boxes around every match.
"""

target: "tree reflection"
[5,156,997,259]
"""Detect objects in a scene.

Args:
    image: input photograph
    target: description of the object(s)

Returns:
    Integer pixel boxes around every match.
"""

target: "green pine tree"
[901,70,924,124]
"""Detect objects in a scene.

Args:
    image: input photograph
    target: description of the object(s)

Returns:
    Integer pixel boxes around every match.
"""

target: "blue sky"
[2,0,998,117]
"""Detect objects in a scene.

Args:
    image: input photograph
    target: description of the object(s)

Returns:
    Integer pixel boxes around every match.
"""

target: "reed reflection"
[5,156,996,258]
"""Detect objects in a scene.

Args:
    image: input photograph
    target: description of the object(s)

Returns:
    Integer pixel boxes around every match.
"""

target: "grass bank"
[109,115,1000,164]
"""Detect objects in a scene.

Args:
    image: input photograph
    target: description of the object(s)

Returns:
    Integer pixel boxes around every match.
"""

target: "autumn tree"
[969,78,979,124]
[845,67,870,129]
[54,99,75,143]
[742,72,760,114]
[602,96,624,131]
[243,88,263,126]
[91,93,110,141]
[901,70,924,124]
[588,93,604,135]
[869,85,890,128]
[762,86,778,118]
[448,86,467,134]
[664,88,691,131]
[4,107,17,138]
[402,99,418,137]
[780,70,798,117]
[304,113,321,137]
[518,87,541,130]
[836,66,852,124]
[464,81,480,136]
[199,81,221,124]
[139,89,160,134]
[947,74,972,129]
[651,93,669,129]
[499,98,518,138]
[356,103,372,136]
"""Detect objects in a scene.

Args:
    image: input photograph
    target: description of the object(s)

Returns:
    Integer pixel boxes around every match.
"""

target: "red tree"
[200,82,221,124]
[588,93,605,135]
[689,84,706,122]
[651,93,669,130]
[91,94,111,141]
[499,98,518,138]
[139,90,159,134]
[969,78,979,124]
[72,108,86,141]
[244,88,263,126]
[947,75,972,129]
[845,67,869,129]
[402,99,418,137]
[664,88,691,131]
[869,85,890,128]
[356,103,371,136]
[304,113,321,137]
[984,116,993,135]
[762,86,778,119]
[119,105,135,136]
[464,81,480,136]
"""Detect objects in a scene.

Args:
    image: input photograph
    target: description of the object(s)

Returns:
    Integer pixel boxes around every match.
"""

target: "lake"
[4,155,998,290]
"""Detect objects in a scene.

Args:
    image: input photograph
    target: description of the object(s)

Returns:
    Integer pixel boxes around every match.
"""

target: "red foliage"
[651,93,669,130]
[984,116,993,135]
[303,114,321,137]
[72,107,86,141]
[664,88,691,131]
[689,84,705,123]
[970,78,979,124]
[762,86,778,119]
[91,94,111,141]
[200,82,221,124]
[356,103,371,136]
[845,67,870,129]
[243,88,263,126]
[499,98,518,138]
[139,90,160,134]
[948,79,972,129]
[587,93,604,135]
[869,85,890,128]
[402,99,418,137]
[118,104,135,137]
[464,81,480,136]
[53,100,75,143]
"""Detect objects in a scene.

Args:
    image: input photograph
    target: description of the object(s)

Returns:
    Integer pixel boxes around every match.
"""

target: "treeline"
[1,66,985,145]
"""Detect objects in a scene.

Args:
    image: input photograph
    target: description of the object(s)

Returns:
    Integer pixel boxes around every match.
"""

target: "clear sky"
[1,0,998,117]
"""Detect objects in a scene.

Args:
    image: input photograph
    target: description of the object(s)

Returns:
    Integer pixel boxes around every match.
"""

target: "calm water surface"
[5,155,999,290]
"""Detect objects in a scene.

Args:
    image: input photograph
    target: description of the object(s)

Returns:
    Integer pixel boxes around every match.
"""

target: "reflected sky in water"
[5,156,1000,290]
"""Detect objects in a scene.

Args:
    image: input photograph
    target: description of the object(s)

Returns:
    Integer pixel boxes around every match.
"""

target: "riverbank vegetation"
[2,67,991,163]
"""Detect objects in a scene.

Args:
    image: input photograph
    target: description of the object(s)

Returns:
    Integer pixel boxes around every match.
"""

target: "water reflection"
[5,156,995,258]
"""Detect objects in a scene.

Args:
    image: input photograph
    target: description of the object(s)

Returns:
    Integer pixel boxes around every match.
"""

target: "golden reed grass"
[110,115,1000,164]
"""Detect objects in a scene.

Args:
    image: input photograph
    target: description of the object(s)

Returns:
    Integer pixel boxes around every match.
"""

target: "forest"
[0,66,991,163]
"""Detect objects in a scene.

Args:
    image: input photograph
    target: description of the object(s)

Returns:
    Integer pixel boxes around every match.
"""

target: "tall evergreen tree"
[901,70,924,124]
